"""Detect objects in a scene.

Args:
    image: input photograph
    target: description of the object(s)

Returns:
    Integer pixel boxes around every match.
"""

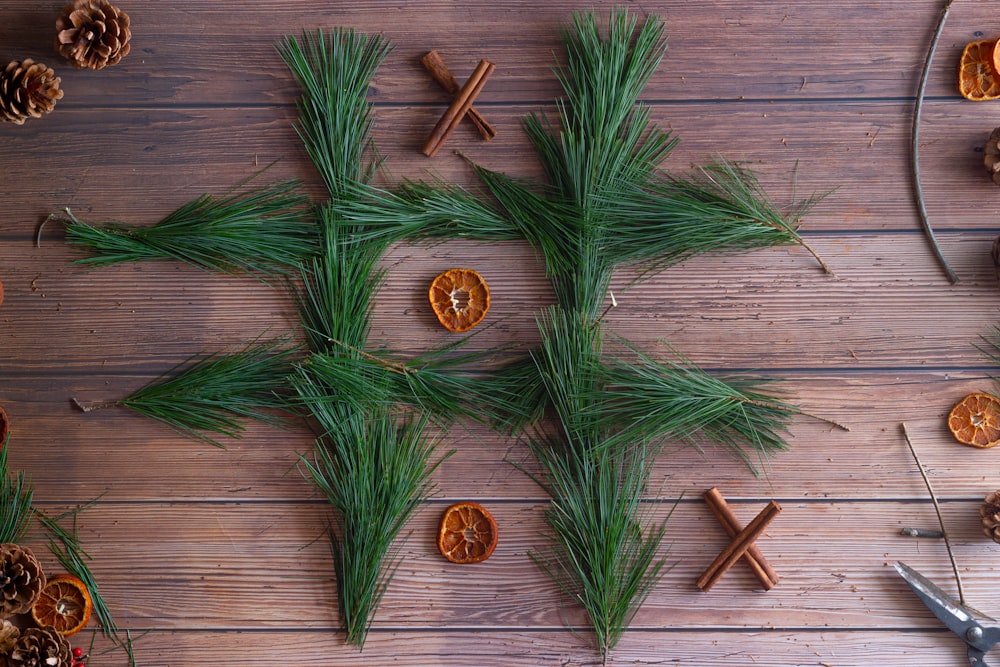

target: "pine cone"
[986,127,1000,186]
[0,60,64,125]
[55,0,131,70]
[0,619,20,654]
[0,545,44,617]
[0,405,9,447]
[981,490,1000,544]
[7,627,70,667]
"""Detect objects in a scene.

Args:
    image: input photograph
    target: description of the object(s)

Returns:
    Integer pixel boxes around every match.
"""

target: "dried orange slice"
[30,573,93,636]
[993,39,1000,85]
[437,501,498,564]
[428,268,490,333]
[947,392,1000,448]
[959,39,1000,101]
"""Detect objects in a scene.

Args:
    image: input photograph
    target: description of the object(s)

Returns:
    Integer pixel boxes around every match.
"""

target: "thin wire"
[911,0,959,284]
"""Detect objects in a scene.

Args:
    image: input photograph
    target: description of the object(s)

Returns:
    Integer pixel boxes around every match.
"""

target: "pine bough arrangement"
[64,8,831,660]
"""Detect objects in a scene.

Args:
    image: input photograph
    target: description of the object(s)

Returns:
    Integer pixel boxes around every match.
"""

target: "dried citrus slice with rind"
[30,573,93,636]
[947,392,1000,448]
[959,39,1000,101]
[993,39,1000,87]
[428,268,490,333]
[437,501,498,564]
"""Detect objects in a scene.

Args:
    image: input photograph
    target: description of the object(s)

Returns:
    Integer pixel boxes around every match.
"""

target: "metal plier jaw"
[894,562,1000,666]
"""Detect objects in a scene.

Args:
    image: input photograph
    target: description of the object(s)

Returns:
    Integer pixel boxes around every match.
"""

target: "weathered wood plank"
[1,371,997,501]
[4,233,998,376]
[2,98,999,236]
[55,628,984,667]
[26,501,997,632]
[0,1,970,107]
[2,1,1000,665]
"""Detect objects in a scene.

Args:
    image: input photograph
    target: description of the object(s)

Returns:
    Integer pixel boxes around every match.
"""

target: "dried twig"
[899,422,965,604]
[911,0,959,284]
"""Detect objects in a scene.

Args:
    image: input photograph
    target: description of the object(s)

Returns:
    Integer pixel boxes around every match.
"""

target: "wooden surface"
[2,1,1000,665]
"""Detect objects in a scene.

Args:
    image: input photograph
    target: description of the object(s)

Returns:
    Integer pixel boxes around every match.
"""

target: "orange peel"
[428,268,490,333]
[30,573,93,636]
[947,392,1000,448]
[959,39,1000,101]
[437,501,498,564]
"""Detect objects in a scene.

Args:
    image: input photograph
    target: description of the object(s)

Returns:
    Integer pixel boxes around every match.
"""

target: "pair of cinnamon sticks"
[420,50,496,157]
[697,487,781,592]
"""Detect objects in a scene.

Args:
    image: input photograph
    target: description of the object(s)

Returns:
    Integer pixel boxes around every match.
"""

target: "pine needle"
[593,341,796,471]
[527,439,669,661]
[36,506,123,644]
[524,306,673,662]
[279,26,464,648]
[296,343,536,430]
[601,158,828,275]
[333,178,521,245]
[276,28,391,200]
[292,372,447,647]
[277,10,833,657]
[62,180,315,277]
[294,204,385,355]
[77,339,299,447]
[0,442,34,544]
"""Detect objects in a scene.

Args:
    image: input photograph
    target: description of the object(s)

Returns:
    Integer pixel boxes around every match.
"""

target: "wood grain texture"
[2,1,1000,665]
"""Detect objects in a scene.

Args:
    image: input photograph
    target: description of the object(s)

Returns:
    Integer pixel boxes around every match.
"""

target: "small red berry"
[73,647,84,658]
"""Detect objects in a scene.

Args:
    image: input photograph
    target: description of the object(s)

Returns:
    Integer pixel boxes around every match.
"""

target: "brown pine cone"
[981,490,1000,544]
[0,60,64,125]
[0,619,20,654]
[55,0,131,70]
[7,627,70,667]
[986,127,1000,186]
[0,545,44,617]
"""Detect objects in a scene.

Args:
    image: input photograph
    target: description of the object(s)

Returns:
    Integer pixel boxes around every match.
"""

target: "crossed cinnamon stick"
[421,50,496,142]
[697,487,781,592]
[421,51,496,157]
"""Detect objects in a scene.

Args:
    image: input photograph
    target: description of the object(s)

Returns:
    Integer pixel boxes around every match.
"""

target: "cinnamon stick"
[422,59,495,157]
[421,50,496,141]
[696,500,781,592]
[703,488,779,590]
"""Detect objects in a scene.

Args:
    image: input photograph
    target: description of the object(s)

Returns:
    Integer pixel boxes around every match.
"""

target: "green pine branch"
[0,442,34,544]
[319,8,835,658]
[279,27,476,649]
[292,370,447,647]
[276,28,391,200]
[592,340,796,471]
[63,180,316,277]
[36,504,123,645]
[295,203,386,355]
[75,339,299,447]
[527,438,669,661]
